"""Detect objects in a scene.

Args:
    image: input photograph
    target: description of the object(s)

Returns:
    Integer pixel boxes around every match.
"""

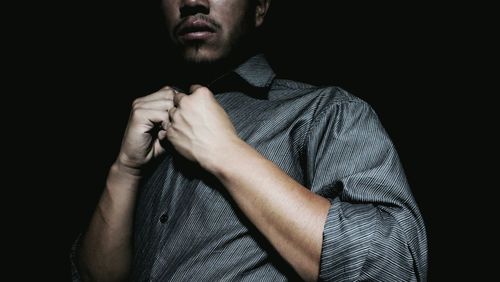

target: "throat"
[176,52,252,89]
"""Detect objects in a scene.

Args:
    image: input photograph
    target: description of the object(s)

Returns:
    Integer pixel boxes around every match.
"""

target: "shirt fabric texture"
[71,54,427,281]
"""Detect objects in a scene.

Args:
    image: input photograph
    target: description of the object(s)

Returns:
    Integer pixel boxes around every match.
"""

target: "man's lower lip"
[180,31,214,41]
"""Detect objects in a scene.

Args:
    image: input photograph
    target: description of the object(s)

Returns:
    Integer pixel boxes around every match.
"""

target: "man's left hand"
[166,85,241,170]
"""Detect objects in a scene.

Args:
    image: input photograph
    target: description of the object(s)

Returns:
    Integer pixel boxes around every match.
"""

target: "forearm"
[77,162,140,282]
[206,140,330,282]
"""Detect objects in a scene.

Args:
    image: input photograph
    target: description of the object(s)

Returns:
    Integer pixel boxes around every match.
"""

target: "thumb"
[190,84,205,93]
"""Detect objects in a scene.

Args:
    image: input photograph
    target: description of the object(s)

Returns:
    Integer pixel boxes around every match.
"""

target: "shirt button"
[159,213,168,223]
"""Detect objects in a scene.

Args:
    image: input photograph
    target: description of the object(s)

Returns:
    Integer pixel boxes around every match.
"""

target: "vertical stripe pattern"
[71,54,427,281]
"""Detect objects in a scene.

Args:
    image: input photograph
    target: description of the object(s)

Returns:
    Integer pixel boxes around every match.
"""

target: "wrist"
[106,161,143,191]
[201,137,254,177]
[114,155,143,177]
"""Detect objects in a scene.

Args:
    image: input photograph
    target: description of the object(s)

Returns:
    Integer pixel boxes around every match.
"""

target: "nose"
[180,0,210,17]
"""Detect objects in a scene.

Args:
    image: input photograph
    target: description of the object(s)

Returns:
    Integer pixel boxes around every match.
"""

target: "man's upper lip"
[177,17,216,36]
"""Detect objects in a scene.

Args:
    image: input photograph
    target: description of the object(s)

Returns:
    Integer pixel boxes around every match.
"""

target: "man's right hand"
[77,87,175,282]
[116,86,175,175]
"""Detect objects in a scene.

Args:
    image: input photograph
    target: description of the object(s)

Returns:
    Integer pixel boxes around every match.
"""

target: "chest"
[131,92,317,276]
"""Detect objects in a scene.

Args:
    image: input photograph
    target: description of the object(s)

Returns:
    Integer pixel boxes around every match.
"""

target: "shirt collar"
[232,54,276,89]
[207,54,276,97]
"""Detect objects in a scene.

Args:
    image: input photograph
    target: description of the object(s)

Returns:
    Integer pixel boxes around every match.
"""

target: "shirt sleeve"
[305,94,428,281]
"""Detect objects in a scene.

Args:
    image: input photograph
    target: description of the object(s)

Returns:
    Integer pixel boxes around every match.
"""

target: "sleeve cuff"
[319,198,377,281]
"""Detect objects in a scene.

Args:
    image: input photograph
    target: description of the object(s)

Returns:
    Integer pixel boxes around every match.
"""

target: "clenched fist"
[166,85,241,170]
[116,86,176,174]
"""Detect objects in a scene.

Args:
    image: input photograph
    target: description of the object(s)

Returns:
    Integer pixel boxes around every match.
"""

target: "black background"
[9,0,494,281]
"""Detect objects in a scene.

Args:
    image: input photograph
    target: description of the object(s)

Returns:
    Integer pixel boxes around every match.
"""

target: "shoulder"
[270,78,374,117]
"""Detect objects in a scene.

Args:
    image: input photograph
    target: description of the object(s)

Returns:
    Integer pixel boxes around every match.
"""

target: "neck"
[176,51,256,90]
[168,33,260,91]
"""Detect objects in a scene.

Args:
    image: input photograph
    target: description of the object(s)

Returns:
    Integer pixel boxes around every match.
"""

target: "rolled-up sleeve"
[305,93,427,281]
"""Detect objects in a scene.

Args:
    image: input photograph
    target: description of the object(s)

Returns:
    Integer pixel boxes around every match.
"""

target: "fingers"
[133,86,176,105]
[189,85,214,101]
[130,87,176,129]
[157,129,168,141]
[132,86,177,112]
[133,99,174,111]
[168,106,178,123]
[190,84,205,93]
[132,85,213,133]
[131,108,171,130]
[173,92,187,108]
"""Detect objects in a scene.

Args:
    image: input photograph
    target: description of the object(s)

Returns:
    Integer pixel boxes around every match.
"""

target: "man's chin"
[181,48,226,65]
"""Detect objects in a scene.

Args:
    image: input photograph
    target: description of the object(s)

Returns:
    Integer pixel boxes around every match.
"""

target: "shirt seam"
[298,88,326,154]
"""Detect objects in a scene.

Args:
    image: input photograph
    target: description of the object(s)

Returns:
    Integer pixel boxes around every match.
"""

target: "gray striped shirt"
[72,54,427,281]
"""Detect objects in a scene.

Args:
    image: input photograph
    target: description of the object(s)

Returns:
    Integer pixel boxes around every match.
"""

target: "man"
[73,0,427,281]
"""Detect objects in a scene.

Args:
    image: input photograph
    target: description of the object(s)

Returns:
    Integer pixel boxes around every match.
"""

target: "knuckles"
[130,108,145,121]
[193,87,212,97]
[132,98,143,109]
[159,89,175,99]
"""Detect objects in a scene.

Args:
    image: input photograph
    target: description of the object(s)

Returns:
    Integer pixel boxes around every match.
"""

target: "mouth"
[176,17,217,42]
